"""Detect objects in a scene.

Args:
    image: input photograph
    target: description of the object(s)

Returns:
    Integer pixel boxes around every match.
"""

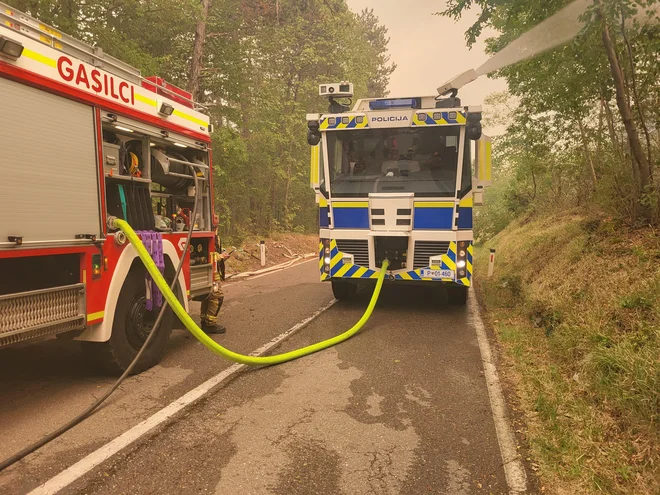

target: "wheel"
[83,268,174,374]
[331,280,358,301]
[447,286,468,306]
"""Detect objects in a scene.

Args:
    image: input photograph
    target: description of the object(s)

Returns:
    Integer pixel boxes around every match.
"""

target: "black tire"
[447,286,469,306]
[82,268,174,374]
[331,280,358,301]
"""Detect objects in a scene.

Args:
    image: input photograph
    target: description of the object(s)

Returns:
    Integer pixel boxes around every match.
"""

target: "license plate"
[420,269,455,279]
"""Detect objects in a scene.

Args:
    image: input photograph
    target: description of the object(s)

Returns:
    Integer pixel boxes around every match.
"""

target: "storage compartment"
[106,180,155,231]
[0,77,101,245]
[103,142,121,176]
[0,254,81,296]
[102,120,212,233]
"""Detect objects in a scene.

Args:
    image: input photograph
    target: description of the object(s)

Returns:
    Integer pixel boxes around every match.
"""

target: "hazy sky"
[345,0,507,109]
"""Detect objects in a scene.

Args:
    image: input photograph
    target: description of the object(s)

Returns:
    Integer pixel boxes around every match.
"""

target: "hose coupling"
[107,216,119,230]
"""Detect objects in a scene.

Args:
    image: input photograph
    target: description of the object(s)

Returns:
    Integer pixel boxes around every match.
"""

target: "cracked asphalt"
[1,260,522,494]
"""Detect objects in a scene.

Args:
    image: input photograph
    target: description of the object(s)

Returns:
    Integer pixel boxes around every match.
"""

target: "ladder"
[0,1,142,84]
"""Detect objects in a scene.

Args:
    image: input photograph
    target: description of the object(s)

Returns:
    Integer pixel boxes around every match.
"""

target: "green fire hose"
[114,218,389,366]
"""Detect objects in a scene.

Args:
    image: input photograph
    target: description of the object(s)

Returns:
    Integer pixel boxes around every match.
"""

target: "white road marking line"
[468,292,528,495]
[248,257,316,280]
[28,299,338,495]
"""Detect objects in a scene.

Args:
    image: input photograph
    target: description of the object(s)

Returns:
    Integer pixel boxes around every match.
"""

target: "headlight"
[457,260,466,268]
[324,257,332,264]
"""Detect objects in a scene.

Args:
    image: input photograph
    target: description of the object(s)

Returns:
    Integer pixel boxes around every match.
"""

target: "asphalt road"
[0,260,529,494]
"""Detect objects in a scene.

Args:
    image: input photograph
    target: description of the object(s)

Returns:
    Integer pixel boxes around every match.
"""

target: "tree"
[440,0,660,222]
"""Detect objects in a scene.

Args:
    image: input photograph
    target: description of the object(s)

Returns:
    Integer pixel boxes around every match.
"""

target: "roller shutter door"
[0,76,101,244]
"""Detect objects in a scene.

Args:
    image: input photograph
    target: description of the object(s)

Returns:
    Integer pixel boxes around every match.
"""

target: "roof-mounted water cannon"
[436,69,478,97]
[320,82,353,113]
[434,70,476,109]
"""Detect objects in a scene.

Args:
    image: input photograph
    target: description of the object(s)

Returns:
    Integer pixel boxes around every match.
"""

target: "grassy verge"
[474,211,659,494]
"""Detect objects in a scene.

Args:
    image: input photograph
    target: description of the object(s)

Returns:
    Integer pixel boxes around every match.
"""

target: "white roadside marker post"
[260,240,266,267]
[488,249,496,278]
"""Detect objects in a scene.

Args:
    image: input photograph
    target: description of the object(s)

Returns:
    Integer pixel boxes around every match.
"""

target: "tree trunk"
[577,117,598,187]
[620,10,653,180]
[603,96,624,165]
[597,98,605,157]
[189,0,212,102]
[599,7,652,200]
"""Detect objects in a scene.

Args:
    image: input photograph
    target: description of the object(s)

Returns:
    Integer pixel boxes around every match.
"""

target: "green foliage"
[475,214,660,494]
[7,0,394,237]
[442,0,660,226]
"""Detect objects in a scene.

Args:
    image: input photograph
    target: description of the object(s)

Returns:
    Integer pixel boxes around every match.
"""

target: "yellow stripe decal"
[335,264,353,277]
[415,202,455,208]
[332,202,369,208]
[400,272,413,281]
[319,197,328,207]
[22,48,56,68]
[173,109,208,128]
[354,267,368,278]
[330,251,343,268]
[459,196,474,208]
[87,311,104,322]
[134,93,158,107]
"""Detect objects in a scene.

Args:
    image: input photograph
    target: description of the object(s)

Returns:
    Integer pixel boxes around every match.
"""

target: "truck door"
[0,77,101,246]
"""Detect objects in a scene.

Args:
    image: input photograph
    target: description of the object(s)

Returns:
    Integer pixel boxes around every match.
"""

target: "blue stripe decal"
[410,271,422,280]
[331,246,339,258]
[467,250,473,265]
[333,208,370,229]
[413,208,454,230]
[319,207,329,228]
[447,248,456,263]
[331,261,344,277]
[458,207,473,229]
[344,265,360,278]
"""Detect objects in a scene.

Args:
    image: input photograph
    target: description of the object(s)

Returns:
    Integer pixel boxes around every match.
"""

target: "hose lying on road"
[0,171,201,474]
[0,218,387,473]
[115,217,389,366]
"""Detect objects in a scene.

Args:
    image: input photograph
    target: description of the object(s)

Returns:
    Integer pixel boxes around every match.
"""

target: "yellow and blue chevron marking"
[393,241,471,286]
[412,111,467,127]
[319,240,474,286]
[319,240,380,281]
[320,115,369,130]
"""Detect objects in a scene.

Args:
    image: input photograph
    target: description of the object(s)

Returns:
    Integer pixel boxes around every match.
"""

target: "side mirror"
[466,123,482,140]
[466,111,482,141]
[307,120,321,146]
[307,130,321,146]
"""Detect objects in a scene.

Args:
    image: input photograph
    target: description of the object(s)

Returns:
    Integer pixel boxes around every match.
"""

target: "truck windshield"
[324,127,463,198]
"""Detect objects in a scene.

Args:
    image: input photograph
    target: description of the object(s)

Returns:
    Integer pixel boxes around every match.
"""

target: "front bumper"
[319,239,473,287]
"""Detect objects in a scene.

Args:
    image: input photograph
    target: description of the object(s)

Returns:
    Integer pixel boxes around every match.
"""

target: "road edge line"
[28,298,338,495]
[468,292,528,494]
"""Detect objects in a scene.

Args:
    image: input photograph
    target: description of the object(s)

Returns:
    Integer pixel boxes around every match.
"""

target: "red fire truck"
[0,4,216,373]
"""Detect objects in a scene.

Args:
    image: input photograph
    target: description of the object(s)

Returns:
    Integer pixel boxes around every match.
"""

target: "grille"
[190,264,213,295]
[336,239,369,266]
[0,284,86,347]
[413,241,450,268]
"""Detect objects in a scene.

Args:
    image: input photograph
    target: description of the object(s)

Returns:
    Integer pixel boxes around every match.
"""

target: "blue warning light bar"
[369,98,419,110]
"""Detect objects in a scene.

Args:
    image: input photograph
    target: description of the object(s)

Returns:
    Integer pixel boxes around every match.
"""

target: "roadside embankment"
[474,212,659,494]
[222,233,318,277]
